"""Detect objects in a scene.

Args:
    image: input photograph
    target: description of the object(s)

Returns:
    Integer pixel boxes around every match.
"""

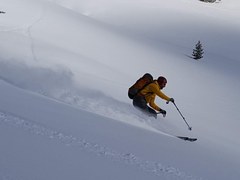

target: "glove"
[159,109,166,117]
[169,98,175,103]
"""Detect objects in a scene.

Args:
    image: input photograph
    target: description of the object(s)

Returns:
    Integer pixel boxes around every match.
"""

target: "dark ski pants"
[133,95,157,119]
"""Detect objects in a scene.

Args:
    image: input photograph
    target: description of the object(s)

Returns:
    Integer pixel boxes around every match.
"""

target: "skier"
[132,76,174,119]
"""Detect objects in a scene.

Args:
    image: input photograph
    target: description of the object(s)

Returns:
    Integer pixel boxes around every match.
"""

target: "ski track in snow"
[0,111,202,180]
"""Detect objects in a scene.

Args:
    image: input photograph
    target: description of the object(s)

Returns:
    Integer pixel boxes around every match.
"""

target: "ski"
[176,136,197,142]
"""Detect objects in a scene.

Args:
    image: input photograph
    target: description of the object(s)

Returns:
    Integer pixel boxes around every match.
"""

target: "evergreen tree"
[192,41,204,60]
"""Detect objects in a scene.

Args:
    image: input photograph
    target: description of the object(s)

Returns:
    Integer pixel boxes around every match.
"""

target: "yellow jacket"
[140,80,170,111]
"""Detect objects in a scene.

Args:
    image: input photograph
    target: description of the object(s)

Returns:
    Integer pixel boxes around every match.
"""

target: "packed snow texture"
[0,0,240,179]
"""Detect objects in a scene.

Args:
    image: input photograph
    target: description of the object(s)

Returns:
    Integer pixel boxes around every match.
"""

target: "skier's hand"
[169,98,175,103]
[159,109,166,117]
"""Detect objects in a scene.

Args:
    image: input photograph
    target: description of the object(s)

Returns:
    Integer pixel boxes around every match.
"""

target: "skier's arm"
[149,97,161,111]
[149,84,170,101]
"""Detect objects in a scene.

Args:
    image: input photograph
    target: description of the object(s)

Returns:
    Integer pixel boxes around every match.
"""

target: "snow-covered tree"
[192,41,204,60]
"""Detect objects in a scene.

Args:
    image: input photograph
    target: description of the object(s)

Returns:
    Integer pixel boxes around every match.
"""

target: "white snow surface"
[0,0,240,179]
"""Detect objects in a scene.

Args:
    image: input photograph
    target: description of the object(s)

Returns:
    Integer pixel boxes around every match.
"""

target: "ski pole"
[173,102,192,131]
[167,101,192,131]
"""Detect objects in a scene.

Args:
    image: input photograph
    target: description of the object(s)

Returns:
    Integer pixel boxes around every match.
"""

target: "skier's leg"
[133,96,157,119]
[146,107,157,119]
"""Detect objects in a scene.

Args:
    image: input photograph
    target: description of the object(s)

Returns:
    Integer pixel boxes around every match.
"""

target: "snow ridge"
[0,112,202,180]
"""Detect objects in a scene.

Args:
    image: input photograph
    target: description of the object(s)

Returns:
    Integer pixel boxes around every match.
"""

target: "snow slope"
[0,0,240,179]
